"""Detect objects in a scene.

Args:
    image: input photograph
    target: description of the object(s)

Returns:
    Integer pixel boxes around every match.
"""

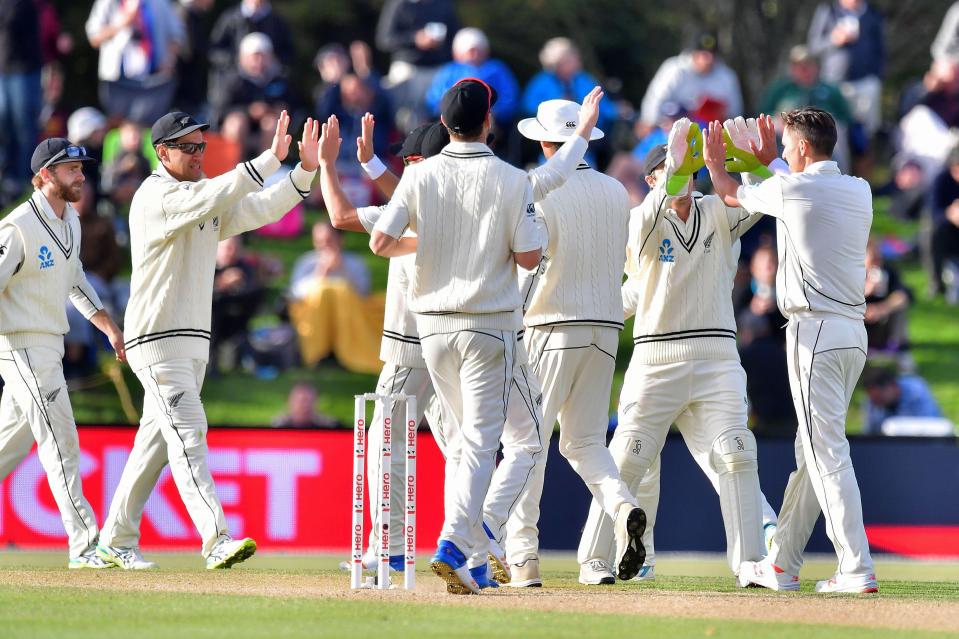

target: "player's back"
[524,166,629,328]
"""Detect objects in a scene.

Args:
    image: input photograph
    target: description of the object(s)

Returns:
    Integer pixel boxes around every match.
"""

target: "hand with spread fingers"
[319,115,342,167]
[722,115,773,178]
[664,117,705,195]
[356,112,375,164]
[575,86,604,140]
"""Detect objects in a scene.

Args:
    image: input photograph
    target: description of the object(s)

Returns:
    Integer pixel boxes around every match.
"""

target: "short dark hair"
[781,107,837,157]
[861,366,897,389]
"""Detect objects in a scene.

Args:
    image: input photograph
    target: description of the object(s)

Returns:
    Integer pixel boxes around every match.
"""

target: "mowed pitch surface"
[1,553,957,638]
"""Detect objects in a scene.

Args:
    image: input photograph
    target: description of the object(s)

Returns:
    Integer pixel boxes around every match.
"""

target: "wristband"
[361,155,387,180]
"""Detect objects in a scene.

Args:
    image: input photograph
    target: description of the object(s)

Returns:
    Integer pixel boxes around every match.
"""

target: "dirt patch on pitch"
[5,569,958,633]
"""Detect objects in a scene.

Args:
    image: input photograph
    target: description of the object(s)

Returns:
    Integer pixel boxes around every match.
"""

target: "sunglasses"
[41,145,87,170]
[163,141,207,155]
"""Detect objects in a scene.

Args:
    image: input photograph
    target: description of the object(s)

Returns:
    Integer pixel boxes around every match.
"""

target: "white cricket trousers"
[0,346,99,557]
[769,316,875,577]
[577,358,766,574]
[100,358,228,557]
[505,325,637,563]
[421,329,516,557]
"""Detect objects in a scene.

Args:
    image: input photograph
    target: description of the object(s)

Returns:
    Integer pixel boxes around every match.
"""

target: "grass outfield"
[1,553,957,638]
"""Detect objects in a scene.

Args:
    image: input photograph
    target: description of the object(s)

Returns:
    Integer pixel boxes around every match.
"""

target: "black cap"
[393,122,450,158]
[30,137,96,174]
[151,111,210,146]
[690,29,718,53]
[440,78,498,135]
[643,144,668,176]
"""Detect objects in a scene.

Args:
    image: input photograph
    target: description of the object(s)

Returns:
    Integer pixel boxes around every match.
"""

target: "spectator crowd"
[1,0,957,433]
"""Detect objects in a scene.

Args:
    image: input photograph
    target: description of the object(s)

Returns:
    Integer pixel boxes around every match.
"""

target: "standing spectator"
[0,0,42,201]
[522,38,617,133]
[929,146,959,303]
[101,119,153,211]
[38,61,69,140]
[807,0,884,141]
[208,0,294,96]
[932,1,959,64]
[639,30,742,131]
[864,239,912,354]
[174,0,215,117]
[862,367,942,435]
[271,382,341,428]
[376,0,458,129]
[86,0,185,124]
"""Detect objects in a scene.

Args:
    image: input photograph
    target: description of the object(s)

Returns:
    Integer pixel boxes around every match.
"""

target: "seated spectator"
[313,43,351,107]
[211,32,298,153]
[102,120,153,211]
[862,366,942,435]
[39,62,69,140]
[522,38,617,133]
[871,156,927,222]
[898,58,959,176]
[210,235,267,374]
[639,30,742,132]
[735,244,786,345]
[287,222,383,373]
[864,239,913,354]
[76,180,127,317]
[425,27,520,154]
[316,71,392,167]
[929,145,959,303]
[272,382,342,428]
[173,0,215,118]
[67,106,109,202]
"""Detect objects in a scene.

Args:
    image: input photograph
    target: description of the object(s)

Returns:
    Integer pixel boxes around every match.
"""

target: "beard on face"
[50,171,84,203]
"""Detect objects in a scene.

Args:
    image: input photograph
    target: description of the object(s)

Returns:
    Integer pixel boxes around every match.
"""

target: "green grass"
[66,199,959,433]
[0,553,957,639]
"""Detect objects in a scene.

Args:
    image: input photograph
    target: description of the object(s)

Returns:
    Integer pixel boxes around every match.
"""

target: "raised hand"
[664,117,704,195]
[298,117,320,172]
[270,110,293,162]
[703,120,728,172]
[751,113,778,166]
[356,112,375,163]
[319,115,342,167]
[575,86,604,140]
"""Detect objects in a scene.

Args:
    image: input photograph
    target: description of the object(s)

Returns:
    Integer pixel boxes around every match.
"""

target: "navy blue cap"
[30,138,95,174]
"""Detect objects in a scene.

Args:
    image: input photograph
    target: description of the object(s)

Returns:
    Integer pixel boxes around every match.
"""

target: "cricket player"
[576,120,769,585]
[498,98,650,588]
[95,110,319,570]
[323,93,599,588]
[703,108,878,593]
[0,138,126,569]
[371,78,644,594]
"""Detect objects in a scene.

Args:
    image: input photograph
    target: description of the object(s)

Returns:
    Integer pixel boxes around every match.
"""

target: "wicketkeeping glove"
[722,116,773,178]
[664,118,705,196]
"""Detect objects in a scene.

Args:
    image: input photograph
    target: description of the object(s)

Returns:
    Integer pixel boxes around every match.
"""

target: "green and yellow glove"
[722,116,773,179]
[664,118,705,196]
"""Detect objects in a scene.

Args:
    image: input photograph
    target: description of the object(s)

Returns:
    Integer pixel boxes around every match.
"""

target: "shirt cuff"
[361,155,388,180]
[246,150,283,187]
[288,163,316,198]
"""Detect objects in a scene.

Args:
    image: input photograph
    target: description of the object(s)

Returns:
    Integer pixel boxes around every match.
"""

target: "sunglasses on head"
[42,145,87,170]
[163,141,207,155]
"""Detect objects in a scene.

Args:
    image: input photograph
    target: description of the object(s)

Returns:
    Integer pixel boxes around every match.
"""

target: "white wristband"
[361,155,387,180]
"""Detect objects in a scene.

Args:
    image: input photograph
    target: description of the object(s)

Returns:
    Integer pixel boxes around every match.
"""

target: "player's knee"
[608,431,658,476]
[710,428,758,475]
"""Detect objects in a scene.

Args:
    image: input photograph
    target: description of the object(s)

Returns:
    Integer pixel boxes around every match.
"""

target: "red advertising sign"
[0,426,445,552]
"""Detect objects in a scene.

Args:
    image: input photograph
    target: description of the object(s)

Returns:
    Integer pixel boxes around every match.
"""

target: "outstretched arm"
[319,115,366,233]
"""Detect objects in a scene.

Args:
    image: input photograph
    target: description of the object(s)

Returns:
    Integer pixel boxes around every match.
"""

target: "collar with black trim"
[32,190,77,224]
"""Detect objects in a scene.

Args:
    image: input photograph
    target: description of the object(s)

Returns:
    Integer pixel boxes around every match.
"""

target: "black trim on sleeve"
[288,172,310,199]
[382,330,421,345]
[243,161,264,187]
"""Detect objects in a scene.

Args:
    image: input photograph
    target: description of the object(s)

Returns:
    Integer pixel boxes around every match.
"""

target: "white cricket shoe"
[613,504,646,581]
[97,544,158,570]
[206,535,257,570]
[68,549,115,570]
[631,564,655,582]
[505,556,542,588]
[815,573,878,593]
[578,559,615,585]
[737,559,800,591]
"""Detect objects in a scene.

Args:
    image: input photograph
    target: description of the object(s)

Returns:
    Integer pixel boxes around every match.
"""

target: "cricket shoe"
[815,573,879,594]
[578,559,615,585]
[68,548,115,570]
[96,544,158,570]
[483,522,511,584]
[613,504,647,581]
[763,523,778,552]
[737,559,800,591]
[505,556,542,588]
[631,564,655,582]
[206,535,257,570]
[430,540,480,595]
[468,563,500,590]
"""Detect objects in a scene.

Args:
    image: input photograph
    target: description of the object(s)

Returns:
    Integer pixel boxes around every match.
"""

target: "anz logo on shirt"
[658,238,675,263]
[38,245,55,269]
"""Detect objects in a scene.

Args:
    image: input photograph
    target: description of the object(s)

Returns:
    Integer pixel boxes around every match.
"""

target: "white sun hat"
[517,99,604,142]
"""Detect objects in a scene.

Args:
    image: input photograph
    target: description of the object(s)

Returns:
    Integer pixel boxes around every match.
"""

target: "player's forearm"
[320,163,365,232]
[706,166,743,208]
[370,231,415,257]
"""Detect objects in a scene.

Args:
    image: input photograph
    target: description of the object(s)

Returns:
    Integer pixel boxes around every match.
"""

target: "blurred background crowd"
[0,0,956,436]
